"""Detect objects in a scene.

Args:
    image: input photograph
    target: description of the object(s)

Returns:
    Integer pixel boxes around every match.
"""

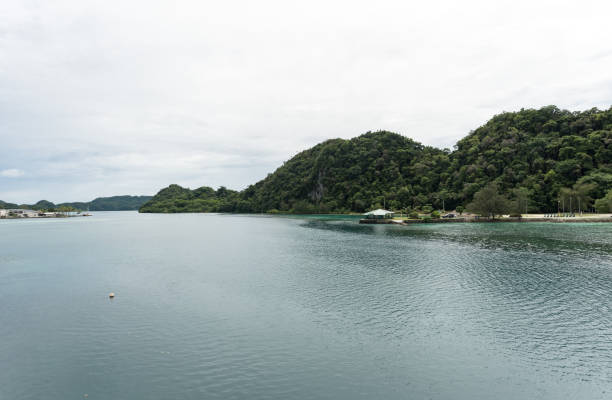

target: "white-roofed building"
[364,209,394,219]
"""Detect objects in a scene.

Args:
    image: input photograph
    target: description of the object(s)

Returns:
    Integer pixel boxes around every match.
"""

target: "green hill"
[0,195,152,211]
[0,200,19,209]
[141,106,612,214]
[447,106,612,211]
[138,185,239,213]
[31,200,56,210]
[63,195,153,211]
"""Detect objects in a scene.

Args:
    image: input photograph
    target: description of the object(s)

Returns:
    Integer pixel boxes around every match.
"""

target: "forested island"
[139,106,612,215]
[0,195,152,212]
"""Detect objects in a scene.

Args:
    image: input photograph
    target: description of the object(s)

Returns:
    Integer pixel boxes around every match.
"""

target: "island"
[139,106,612,220]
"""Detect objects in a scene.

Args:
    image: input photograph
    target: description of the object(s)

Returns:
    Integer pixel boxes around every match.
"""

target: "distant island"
[0,195,152,212]
[140,106,612,216]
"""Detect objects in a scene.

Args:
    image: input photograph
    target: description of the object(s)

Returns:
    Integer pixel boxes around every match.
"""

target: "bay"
[1,212,611,399]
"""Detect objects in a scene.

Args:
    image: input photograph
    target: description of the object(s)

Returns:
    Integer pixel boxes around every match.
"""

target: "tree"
[435,189,450,211]
[511,187,531,215]
[466,183,511,219]
[56,205,74,216]
[397,186,413,208]
[456,205,464,215]
[576,172,612,200]
[558,182,596,213]
[573,182,596,213]
[595,189,612,213]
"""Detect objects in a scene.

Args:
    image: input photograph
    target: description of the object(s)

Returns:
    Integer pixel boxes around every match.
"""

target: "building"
[0,209,8,218]
[364,209,394,219]
[6,209,41,218]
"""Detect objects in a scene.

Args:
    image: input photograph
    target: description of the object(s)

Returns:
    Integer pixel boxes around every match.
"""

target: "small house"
[364,209,394,219]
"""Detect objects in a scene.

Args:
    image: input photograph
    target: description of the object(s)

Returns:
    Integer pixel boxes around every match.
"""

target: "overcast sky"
[1,0,611,203]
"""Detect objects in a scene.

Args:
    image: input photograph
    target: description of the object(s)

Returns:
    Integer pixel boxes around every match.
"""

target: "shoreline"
[0,214,92,220]
[360,217,612,225]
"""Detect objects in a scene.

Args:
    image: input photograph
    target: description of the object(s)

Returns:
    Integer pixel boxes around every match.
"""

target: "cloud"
[0,0,611,203]
[0,169,25,178]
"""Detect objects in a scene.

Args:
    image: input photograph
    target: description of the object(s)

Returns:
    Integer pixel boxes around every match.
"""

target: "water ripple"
[1,213,611,399]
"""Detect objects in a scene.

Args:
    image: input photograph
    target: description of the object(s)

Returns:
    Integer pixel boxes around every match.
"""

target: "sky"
[1,0,612,203]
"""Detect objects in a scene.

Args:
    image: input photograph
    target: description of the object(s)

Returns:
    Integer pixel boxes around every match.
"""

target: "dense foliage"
[75,195,152,211]
[466,183,512,218]
[448,106,612,212]
[138,185,241,213]
[141,106,612,214]
[595,189,612,212]
[0,196,152,211]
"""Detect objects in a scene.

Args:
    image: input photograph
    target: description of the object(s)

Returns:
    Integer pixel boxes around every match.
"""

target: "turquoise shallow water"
[1,212,612,399]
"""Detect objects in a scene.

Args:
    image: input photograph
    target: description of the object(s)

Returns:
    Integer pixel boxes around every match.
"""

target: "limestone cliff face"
[309,169,326,203]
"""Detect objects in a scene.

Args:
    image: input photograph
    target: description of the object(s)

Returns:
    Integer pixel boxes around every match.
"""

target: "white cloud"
[0,0,611,203]
[0,169,25,178]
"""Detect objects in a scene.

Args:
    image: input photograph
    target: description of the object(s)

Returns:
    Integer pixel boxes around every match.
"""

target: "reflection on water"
[1,213,611,400]
[299,219,612,380]
[303,219,612,256]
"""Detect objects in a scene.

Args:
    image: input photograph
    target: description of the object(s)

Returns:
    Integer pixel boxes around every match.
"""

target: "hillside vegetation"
[140,106,612,214]
[0,195,152,211]
[62,195,153,211]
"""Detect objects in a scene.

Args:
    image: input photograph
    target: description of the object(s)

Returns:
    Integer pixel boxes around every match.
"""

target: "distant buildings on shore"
[0,209,75,218]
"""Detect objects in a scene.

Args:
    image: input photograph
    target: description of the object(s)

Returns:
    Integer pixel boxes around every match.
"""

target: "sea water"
[1,212,611,399]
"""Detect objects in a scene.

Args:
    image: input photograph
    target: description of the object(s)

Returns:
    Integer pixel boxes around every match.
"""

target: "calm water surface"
[1,212,612,399]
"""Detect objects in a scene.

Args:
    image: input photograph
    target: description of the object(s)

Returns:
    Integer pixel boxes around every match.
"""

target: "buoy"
[109,292,115,298]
